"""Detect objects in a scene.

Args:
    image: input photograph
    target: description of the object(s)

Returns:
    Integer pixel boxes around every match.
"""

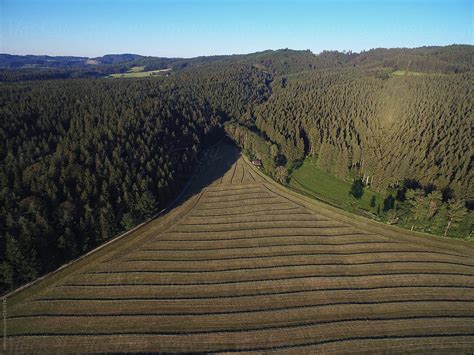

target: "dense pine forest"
[248,69,472,195]
[1,45,472,293]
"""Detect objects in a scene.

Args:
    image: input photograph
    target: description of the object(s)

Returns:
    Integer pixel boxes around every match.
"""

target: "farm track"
[4,143,474,353]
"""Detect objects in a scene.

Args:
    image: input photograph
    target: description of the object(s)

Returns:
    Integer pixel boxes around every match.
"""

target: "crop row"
[139,240,405,252]
[25,273,474,300]
[180,214,325,225]
[188,206,304,217]
[142,232,380,244]
[9,333,473,353]
[97,249,474,272]
[12,286,473,316]
[6,317,473,343]
[9,300,474,323]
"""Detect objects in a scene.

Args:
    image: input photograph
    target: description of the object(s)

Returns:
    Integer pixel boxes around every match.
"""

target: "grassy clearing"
[108,68,171,78]
[389,70,446,78]
[128,66,145,72]
[289,156,384,213]
[391,70,427,76]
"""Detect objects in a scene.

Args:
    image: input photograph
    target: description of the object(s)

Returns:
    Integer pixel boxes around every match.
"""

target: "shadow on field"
[173,141,240,206]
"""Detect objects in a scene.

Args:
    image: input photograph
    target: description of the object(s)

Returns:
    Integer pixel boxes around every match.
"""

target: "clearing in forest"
[108,68,171,78]
[3,143,474,353]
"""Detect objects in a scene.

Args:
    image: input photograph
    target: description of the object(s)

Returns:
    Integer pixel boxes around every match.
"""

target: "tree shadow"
[168,141,240,210]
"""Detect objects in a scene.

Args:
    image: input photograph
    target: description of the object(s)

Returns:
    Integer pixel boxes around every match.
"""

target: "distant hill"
[236,45,473,75]
[91,53,143,65]
[1,44,471,75]
[0,53,143,69]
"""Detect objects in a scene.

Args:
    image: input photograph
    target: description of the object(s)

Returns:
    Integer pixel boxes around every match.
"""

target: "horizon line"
[1,43,471,60]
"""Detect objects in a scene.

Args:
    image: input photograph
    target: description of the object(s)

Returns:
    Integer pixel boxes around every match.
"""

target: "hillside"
[249,69,472,197]
[0,53,143,69]
[1,45,473,294]
[4,143,473,353]
[1,44,471,82]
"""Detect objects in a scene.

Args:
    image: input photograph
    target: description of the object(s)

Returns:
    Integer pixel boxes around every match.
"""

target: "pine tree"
[444,199,468,237]
[383,195,395,212]
[350,179,364,199]
[370,195,376,208]
[405,189,429,231]
[121,212,136,231]
[136,191,158,220]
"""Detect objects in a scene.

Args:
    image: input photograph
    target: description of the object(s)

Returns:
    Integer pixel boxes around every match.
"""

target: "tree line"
[349,179,471,238]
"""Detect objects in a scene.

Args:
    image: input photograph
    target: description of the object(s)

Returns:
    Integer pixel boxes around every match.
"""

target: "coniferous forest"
[1,45,473,293]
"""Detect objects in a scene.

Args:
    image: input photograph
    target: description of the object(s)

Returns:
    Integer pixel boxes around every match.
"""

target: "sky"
[0,0,472,58]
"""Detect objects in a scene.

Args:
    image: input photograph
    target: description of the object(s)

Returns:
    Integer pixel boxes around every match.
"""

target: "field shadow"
[170,141,240,209]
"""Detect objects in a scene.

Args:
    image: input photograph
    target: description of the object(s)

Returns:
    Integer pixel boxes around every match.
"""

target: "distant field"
[290,156,384,213]
[108,67,171,78]
[391,70,427,76]
[4,144,473,353]
[128,66,145,72]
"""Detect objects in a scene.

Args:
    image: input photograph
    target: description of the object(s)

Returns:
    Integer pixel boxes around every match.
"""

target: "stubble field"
[3,144,474,353]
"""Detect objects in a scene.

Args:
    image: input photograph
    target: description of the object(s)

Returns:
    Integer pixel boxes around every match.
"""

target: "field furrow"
[6,149,473,353]
[11,289,473,316]
[6,319,474,353]
[96,252,474,274]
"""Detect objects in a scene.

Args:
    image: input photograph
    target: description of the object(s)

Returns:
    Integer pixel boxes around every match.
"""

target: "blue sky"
[1,0,472,57]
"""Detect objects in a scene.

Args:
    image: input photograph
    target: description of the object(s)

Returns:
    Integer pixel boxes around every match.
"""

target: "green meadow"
[289,156,384,213]
[108,67,171,78]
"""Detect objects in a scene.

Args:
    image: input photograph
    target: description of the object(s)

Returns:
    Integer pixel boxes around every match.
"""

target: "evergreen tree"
[383,195,395,212]
[136,191,158,220]
[444,199,468,237]
[370,195,376,208]
[350,179,364,199]
[405,189,428,231]
[121,212,136,231]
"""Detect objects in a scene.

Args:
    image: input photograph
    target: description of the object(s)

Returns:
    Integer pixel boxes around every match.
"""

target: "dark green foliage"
[253,68,472,199]
[120,212,136,231]
[370,195,376,207]
[443,199,468,237]
[379,186,471,239]
[383,195,396,212]
[224,122,277,176]
[0,78,212,292]
[350,179,364,199]
[136,191,158,220]
[349,179,364,200]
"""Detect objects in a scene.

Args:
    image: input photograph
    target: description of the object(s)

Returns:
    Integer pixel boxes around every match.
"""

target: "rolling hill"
[0,53,143,69]
[4,143,473,353]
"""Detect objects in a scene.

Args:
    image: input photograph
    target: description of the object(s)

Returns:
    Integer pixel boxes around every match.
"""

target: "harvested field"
[3,143,474,353]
